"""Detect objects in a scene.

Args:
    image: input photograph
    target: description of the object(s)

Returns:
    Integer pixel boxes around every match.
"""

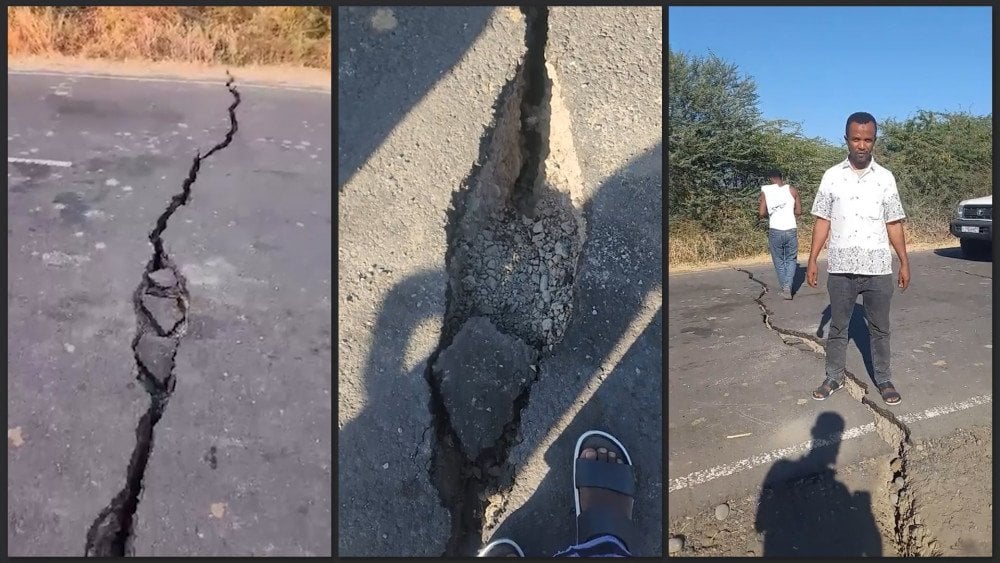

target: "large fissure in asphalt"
[510,5,550,219]
[735,268,941,556]
[421,6,588,556]
[84,74,240,557]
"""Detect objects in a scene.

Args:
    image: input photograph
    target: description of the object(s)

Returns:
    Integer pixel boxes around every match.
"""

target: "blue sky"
[668,6,992,146]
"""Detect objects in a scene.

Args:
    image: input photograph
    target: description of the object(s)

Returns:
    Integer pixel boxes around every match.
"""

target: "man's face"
[769,175,782,185]
[845,121,877,168]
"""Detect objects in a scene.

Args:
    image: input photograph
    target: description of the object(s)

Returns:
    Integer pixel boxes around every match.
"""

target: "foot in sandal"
[812,377,844,401]
[573,430,637,554]
[876,380,901,405]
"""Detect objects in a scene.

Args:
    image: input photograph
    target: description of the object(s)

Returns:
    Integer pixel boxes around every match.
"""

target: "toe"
[581,448,597,460]
[597,447,608,462]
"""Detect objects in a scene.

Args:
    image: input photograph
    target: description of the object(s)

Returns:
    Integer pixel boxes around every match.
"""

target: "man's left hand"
[898,262,910,291]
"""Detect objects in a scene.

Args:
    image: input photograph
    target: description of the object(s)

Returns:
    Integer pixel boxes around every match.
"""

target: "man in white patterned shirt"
[806,112,910,406]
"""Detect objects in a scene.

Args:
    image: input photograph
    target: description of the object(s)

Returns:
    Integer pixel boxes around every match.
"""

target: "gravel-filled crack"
[84,74,240,557]
[734,268,941,556]
[421,6,591,556]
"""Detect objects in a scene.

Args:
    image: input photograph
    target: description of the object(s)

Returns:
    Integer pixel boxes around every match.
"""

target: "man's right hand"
[806,260,819,287]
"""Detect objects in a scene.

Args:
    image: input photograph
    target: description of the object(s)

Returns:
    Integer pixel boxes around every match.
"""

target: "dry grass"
[669,217,956,271]
[7,6,330,69]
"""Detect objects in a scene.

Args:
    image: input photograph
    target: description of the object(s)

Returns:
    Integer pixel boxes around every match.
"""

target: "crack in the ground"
[420,62,521,561]
[957,269,992,280]
[734,267,941,556]
[928,265,993,280]
[412,424,432,462]
[510,6,550,219]
[423,7,556,557]
[84,73,240,557]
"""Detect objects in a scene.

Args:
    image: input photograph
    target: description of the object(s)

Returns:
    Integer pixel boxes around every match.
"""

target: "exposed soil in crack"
[84,74,240,557]
[421,6,591,556]
[730,267,941,556]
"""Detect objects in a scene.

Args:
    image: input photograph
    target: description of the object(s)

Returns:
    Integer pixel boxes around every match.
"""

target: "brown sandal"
[876,381,901,405]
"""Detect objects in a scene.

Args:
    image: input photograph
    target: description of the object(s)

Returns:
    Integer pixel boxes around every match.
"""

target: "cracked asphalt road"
[667,249,992,522]
[337,6,523,556]
[482,6,662,557]
[7,71,331,556]
[338,6,661,557]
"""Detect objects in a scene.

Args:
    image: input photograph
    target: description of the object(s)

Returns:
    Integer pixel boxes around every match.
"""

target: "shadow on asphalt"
[818,303,875,381]
[754,412,883,556]
[760,264,806,295]
[337,268,450,556]
[485,313,662,556]
[481,143,663,556]
[337,6,494,188]
[791,264,806,294]
[932,245,993,263]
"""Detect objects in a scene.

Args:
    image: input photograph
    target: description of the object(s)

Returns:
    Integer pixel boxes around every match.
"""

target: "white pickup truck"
[949,195,992,257]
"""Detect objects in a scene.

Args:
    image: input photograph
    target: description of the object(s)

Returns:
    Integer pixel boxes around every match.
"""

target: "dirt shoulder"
[668,424,992,557]
[668,240,953,275]
[8,54,330,91]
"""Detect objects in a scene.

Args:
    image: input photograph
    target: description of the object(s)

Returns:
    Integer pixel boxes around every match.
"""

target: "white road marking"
[9,70,330,94]
[8,157,72,167]
[668,394,992,493]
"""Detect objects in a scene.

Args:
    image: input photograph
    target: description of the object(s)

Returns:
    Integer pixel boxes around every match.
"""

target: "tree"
[758,120,843,207]
[875,111,992,221]
[668,48,771,223]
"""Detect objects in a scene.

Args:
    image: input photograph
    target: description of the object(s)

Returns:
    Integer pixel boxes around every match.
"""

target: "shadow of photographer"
[754,411,883,557]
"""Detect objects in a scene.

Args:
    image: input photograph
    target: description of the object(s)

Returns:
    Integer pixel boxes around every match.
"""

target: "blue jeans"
[768,228,798,291]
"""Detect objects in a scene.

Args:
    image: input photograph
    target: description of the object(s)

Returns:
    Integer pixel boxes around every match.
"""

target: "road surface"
[667,249,992,536]
[7,70,332,556]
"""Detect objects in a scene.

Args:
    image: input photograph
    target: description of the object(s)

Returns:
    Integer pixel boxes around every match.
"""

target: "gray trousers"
[825,273,894,385]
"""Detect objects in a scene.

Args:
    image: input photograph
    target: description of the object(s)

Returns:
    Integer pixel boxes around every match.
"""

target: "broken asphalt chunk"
[134,332,178,391]
[433,316,537,459]
[147,268,177,288]
[141,293,184,335]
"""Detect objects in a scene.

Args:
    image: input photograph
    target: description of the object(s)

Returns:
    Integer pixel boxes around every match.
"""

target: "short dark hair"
[766,168,783,180]
[845,112,878,137]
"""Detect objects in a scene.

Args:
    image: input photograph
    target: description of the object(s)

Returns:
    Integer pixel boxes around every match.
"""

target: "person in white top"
[758,170,802,299]
[806,112,910,406]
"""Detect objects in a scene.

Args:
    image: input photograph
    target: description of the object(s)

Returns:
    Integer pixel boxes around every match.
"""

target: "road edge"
[8,54,330,93]
[668,243,958,276]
